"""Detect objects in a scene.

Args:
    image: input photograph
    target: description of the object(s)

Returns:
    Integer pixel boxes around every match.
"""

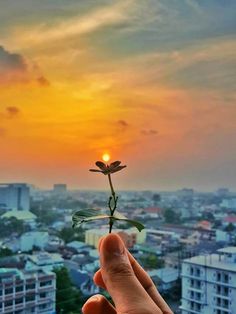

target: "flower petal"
[110,165,127,173]
[95,161,107,171]
[89,169,103,172]
[109,161,121,170]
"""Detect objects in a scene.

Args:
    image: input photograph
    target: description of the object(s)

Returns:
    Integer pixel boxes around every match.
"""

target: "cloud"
[0,45,28,83]
[37,76,50,87]
[0,45,50,86]
[141,129,158,136]
[6,106,20,118]
[14,1,135,46]
[117,119,129,127]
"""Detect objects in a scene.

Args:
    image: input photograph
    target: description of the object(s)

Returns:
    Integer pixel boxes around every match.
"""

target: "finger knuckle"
[105,262,133,280]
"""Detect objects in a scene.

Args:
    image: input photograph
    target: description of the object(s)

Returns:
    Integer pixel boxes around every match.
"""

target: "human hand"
[82,233,173,314]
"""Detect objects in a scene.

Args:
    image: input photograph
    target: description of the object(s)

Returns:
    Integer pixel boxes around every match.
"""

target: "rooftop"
[218,247,236,254]
[183,247,236,272]
[2,210,36,220]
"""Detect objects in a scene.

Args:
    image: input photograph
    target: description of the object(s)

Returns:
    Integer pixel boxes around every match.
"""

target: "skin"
[82,233,173,314]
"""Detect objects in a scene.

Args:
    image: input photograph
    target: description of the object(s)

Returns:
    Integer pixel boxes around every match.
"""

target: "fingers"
[82,294,116,314]
[95,236,173,314]
[99,233,161,313]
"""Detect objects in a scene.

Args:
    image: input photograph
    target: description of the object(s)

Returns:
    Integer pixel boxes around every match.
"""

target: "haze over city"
[0,0,235,190]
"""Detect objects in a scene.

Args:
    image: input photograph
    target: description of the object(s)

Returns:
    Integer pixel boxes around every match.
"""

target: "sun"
[102,153,110,162]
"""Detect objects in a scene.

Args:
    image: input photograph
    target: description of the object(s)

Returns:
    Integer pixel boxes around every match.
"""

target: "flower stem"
[108,173,116,233]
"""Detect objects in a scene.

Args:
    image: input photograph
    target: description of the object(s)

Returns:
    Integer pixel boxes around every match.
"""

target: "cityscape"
[0,183,236,313]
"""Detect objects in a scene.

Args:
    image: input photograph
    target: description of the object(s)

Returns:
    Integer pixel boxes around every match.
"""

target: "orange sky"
[0,1,236,190]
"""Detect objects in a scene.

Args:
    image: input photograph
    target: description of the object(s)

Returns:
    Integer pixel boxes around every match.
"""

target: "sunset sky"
[0,0,236,191]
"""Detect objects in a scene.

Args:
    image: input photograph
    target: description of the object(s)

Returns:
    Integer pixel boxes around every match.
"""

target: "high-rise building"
[181,247,236,314]
[0,268,56,314]
[53,184,67,195]
[0,183,30,211]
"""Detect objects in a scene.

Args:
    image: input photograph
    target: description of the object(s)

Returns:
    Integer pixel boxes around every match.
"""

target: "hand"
[82,233,173,314]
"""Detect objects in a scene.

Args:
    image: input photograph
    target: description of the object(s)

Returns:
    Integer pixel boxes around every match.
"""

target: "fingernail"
[82,295,100,313]
[103,234,125,256]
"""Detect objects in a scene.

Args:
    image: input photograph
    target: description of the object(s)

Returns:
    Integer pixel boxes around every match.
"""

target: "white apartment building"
[181,247,236,314]
[0,268,56,314]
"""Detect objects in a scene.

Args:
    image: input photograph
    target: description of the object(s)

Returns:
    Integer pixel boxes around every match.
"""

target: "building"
[181,247,236,314]
[0,183,30,211]
[0,268,56,314]
[148,267,179,293]
[1,210,37,228]
[85,227,146,248]
[20,232,49,252]
[53,184,67,195]
[25,252,64,271]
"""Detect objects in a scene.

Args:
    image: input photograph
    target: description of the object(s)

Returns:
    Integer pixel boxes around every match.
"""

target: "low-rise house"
[20,231,49,252]
[148,267,179,292]
[25,252,64,271]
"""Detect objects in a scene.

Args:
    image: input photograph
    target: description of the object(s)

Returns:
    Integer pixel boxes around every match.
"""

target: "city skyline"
[0,0,236,190]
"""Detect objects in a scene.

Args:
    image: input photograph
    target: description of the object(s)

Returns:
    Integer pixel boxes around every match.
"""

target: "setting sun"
[102,153,110,163]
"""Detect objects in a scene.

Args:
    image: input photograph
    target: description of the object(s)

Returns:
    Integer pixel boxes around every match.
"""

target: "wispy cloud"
[13,1,135,46]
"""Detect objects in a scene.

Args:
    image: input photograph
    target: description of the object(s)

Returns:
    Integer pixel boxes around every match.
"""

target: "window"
[217,273,221,282]
[39,303,47,310]
[5,300,13,307]
[26,295,35,302]
[16,285,24,292]
[40,280,52,287]
[5,287,13,295]
[196,268,200,277]
[196,280,201,289]
[39,292,47,298]
[15,297,23,304]
[223,299,228,308]
[224,274,229,283]
[216,285,221,294]
[26,283,35,290]
[224,287,229,296]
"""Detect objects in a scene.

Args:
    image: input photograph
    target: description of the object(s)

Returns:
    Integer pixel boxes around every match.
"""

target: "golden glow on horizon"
[102,153,110,162]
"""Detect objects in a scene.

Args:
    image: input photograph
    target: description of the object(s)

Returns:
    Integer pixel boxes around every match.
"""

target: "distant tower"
[53,184,67,195]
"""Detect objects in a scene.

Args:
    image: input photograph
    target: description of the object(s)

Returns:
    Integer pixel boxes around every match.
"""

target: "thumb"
[99,234,160,314]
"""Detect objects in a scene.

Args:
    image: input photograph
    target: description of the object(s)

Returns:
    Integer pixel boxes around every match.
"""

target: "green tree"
[53,266,83,313]
[224,223,235,232]
[164,208,180,224]
[0,247,13,258]
[59,227,85,243]
[140,254,164,269]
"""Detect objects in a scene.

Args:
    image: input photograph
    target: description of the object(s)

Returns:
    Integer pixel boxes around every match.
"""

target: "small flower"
[89,160,126,175]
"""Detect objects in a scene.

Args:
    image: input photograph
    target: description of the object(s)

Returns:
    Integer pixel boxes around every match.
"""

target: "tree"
[53,266,83,313]
[0,247,13,258]
[152,193,161,202]
[224,223,235,232]
[164,208,180,224]
[140,254,164,269]
[0,217,29,237]
[58,227,85,243]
